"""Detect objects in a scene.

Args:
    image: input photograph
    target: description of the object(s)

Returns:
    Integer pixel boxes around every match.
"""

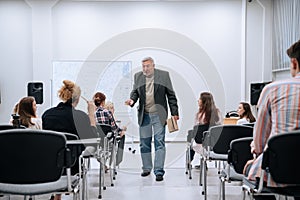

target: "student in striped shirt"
[244,39,300,200]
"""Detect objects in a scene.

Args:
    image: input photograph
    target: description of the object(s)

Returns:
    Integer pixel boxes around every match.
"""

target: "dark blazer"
[130,69,179,126]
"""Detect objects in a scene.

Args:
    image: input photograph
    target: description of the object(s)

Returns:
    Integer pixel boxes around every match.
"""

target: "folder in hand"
[167,116,179,133]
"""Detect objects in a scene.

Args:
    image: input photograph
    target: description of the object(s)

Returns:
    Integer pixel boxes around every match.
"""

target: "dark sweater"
[42,102,98,139]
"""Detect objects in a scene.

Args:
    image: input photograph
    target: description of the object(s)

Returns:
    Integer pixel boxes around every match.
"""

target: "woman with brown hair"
[190,92,222,167]
[14,96,42,129]
[93,92,125,136]
[236,102,256,125]
[195,92,222,126]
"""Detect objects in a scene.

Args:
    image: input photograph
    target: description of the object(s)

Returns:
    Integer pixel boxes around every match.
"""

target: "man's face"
[142,60,155,77]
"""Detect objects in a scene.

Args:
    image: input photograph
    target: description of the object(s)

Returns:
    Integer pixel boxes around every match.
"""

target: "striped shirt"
[248,72,300,187]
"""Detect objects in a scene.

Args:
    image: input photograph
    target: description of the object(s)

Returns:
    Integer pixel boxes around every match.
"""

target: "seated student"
[104,101,126,166]
[190,92,222,168]
[93,92,126,136]
[236,102,256,125]
[42,80,97,139]
[243,40,300,200]
[42,80,98,200]
[93,92,126,171]
[11,96,42,129]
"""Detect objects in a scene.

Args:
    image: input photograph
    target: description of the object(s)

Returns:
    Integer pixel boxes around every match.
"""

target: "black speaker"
[27,82,43,104]
[250,82,270,105]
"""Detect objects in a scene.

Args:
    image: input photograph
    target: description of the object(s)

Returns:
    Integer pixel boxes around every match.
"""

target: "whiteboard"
[52,61,132,116]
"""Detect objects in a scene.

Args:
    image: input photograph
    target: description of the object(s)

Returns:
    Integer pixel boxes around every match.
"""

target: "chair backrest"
[0,124,26,130]
[96,124,112,137]
[242,123,255,127]
[228,137,253,174]
[262,131,300,184]
[96,124,113,148]
[187,129,194,143]
[206,125,253,154]
[0,129,67,184]
[193,124,210,144]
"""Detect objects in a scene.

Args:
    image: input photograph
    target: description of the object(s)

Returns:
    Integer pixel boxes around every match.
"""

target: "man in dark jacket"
[125,57,179,181]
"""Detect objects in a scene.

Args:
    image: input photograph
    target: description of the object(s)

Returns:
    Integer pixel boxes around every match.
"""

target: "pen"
[81,96,89,102]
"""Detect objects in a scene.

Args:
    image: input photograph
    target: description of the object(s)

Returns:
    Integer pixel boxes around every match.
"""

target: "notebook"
[167,116,179,133]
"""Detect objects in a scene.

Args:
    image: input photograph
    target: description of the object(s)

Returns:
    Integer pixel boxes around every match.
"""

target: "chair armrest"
[227,149,233,164]
[256,170,265,193]
[202,131,210,150]
[256,149,269,193]
[65,148,72,168]
[64,148,73,192]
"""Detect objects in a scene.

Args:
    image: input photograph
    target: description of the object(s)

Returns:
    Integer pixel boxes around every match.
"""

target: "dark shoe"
[141,171,151,177]
[156,174,163,181]
[105,165,109,173]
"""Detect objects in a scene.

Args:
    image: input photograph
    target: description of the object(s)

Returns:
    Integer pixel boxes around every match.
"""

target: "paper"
[167,116,179,133]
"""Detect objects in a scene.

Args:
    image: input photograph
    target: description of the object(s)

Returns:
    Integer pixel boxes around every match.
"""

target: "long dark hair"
[239,102,256,123]
[18,96,36,127]
[198,92,220,125]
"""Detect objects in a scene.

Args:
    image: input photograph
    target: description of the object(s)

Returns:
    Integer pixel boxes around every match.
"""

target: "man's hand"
[173,115,179,120]
[122,126,127,131]
[125,99,134,106]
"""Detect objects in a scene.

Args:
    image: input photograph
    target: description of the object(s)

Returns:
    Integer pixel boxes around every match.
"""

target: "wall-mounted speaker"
[250,82,271,105]
[27,82,43,104]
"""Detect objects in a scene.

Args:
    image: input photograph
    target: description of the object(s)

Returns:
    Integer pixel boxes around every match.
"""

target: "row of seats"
[186,124,300,200]
[0,124,119,200]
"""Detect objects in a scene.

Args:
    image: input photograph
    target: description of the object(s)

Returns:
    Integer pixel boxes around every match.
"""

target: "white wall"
[0,1,32,122]
[0,0,273,140]
[245,0,273,99]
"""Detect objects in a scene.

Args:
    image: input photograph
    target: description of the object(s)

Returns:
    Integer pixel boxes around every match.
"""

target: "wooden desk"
[223,117,239,125]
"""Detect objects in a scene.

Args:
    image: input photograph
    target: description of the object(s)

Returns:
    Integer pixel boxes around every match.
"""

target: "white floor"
[77,142,245,200]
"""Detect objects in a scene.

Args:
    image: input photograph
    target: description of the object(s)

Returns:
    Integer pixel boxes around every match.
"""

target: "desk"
[223,117,239,125]
[66,138,100,145]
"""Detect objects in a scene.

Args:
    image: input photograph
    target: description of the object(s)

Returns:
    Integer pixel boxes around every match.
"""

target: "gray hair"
[142,57,154,63]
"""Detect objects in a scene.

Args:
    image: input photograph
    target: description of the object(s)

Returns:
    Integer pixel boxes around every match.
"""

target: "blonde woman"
[42,80,98,200]
[42,80,97,139]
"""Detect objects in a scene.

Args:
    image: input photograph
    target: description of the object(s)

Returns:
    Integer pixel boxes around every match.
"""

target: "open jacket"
[130,68,179,126]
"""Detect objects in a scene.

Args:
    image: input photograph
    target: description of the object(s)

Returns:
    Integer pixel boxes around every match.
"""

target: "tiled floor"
[0,142,288,200]
[82,165,244,200]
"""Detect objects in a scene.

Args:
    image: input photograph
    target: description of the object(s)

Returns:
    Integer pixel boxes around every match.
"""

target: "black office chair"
[185,129,194,179]
[242,131,300,200]
[185,124,209,179]
[219,137,253,200]
[0,129,82,199]
[200,125,253,200]
[94,124,115,199]
[242,122,255,127]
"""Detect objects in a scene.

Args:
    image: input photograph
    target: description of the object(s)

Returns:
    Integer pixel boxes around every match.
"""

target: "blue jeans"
[139,113,165,176]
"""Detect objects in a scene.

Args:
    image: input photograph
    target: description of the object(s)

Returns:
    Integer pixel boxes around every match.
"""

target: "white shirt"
[28,117,42,129]
[236,118,249,125]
